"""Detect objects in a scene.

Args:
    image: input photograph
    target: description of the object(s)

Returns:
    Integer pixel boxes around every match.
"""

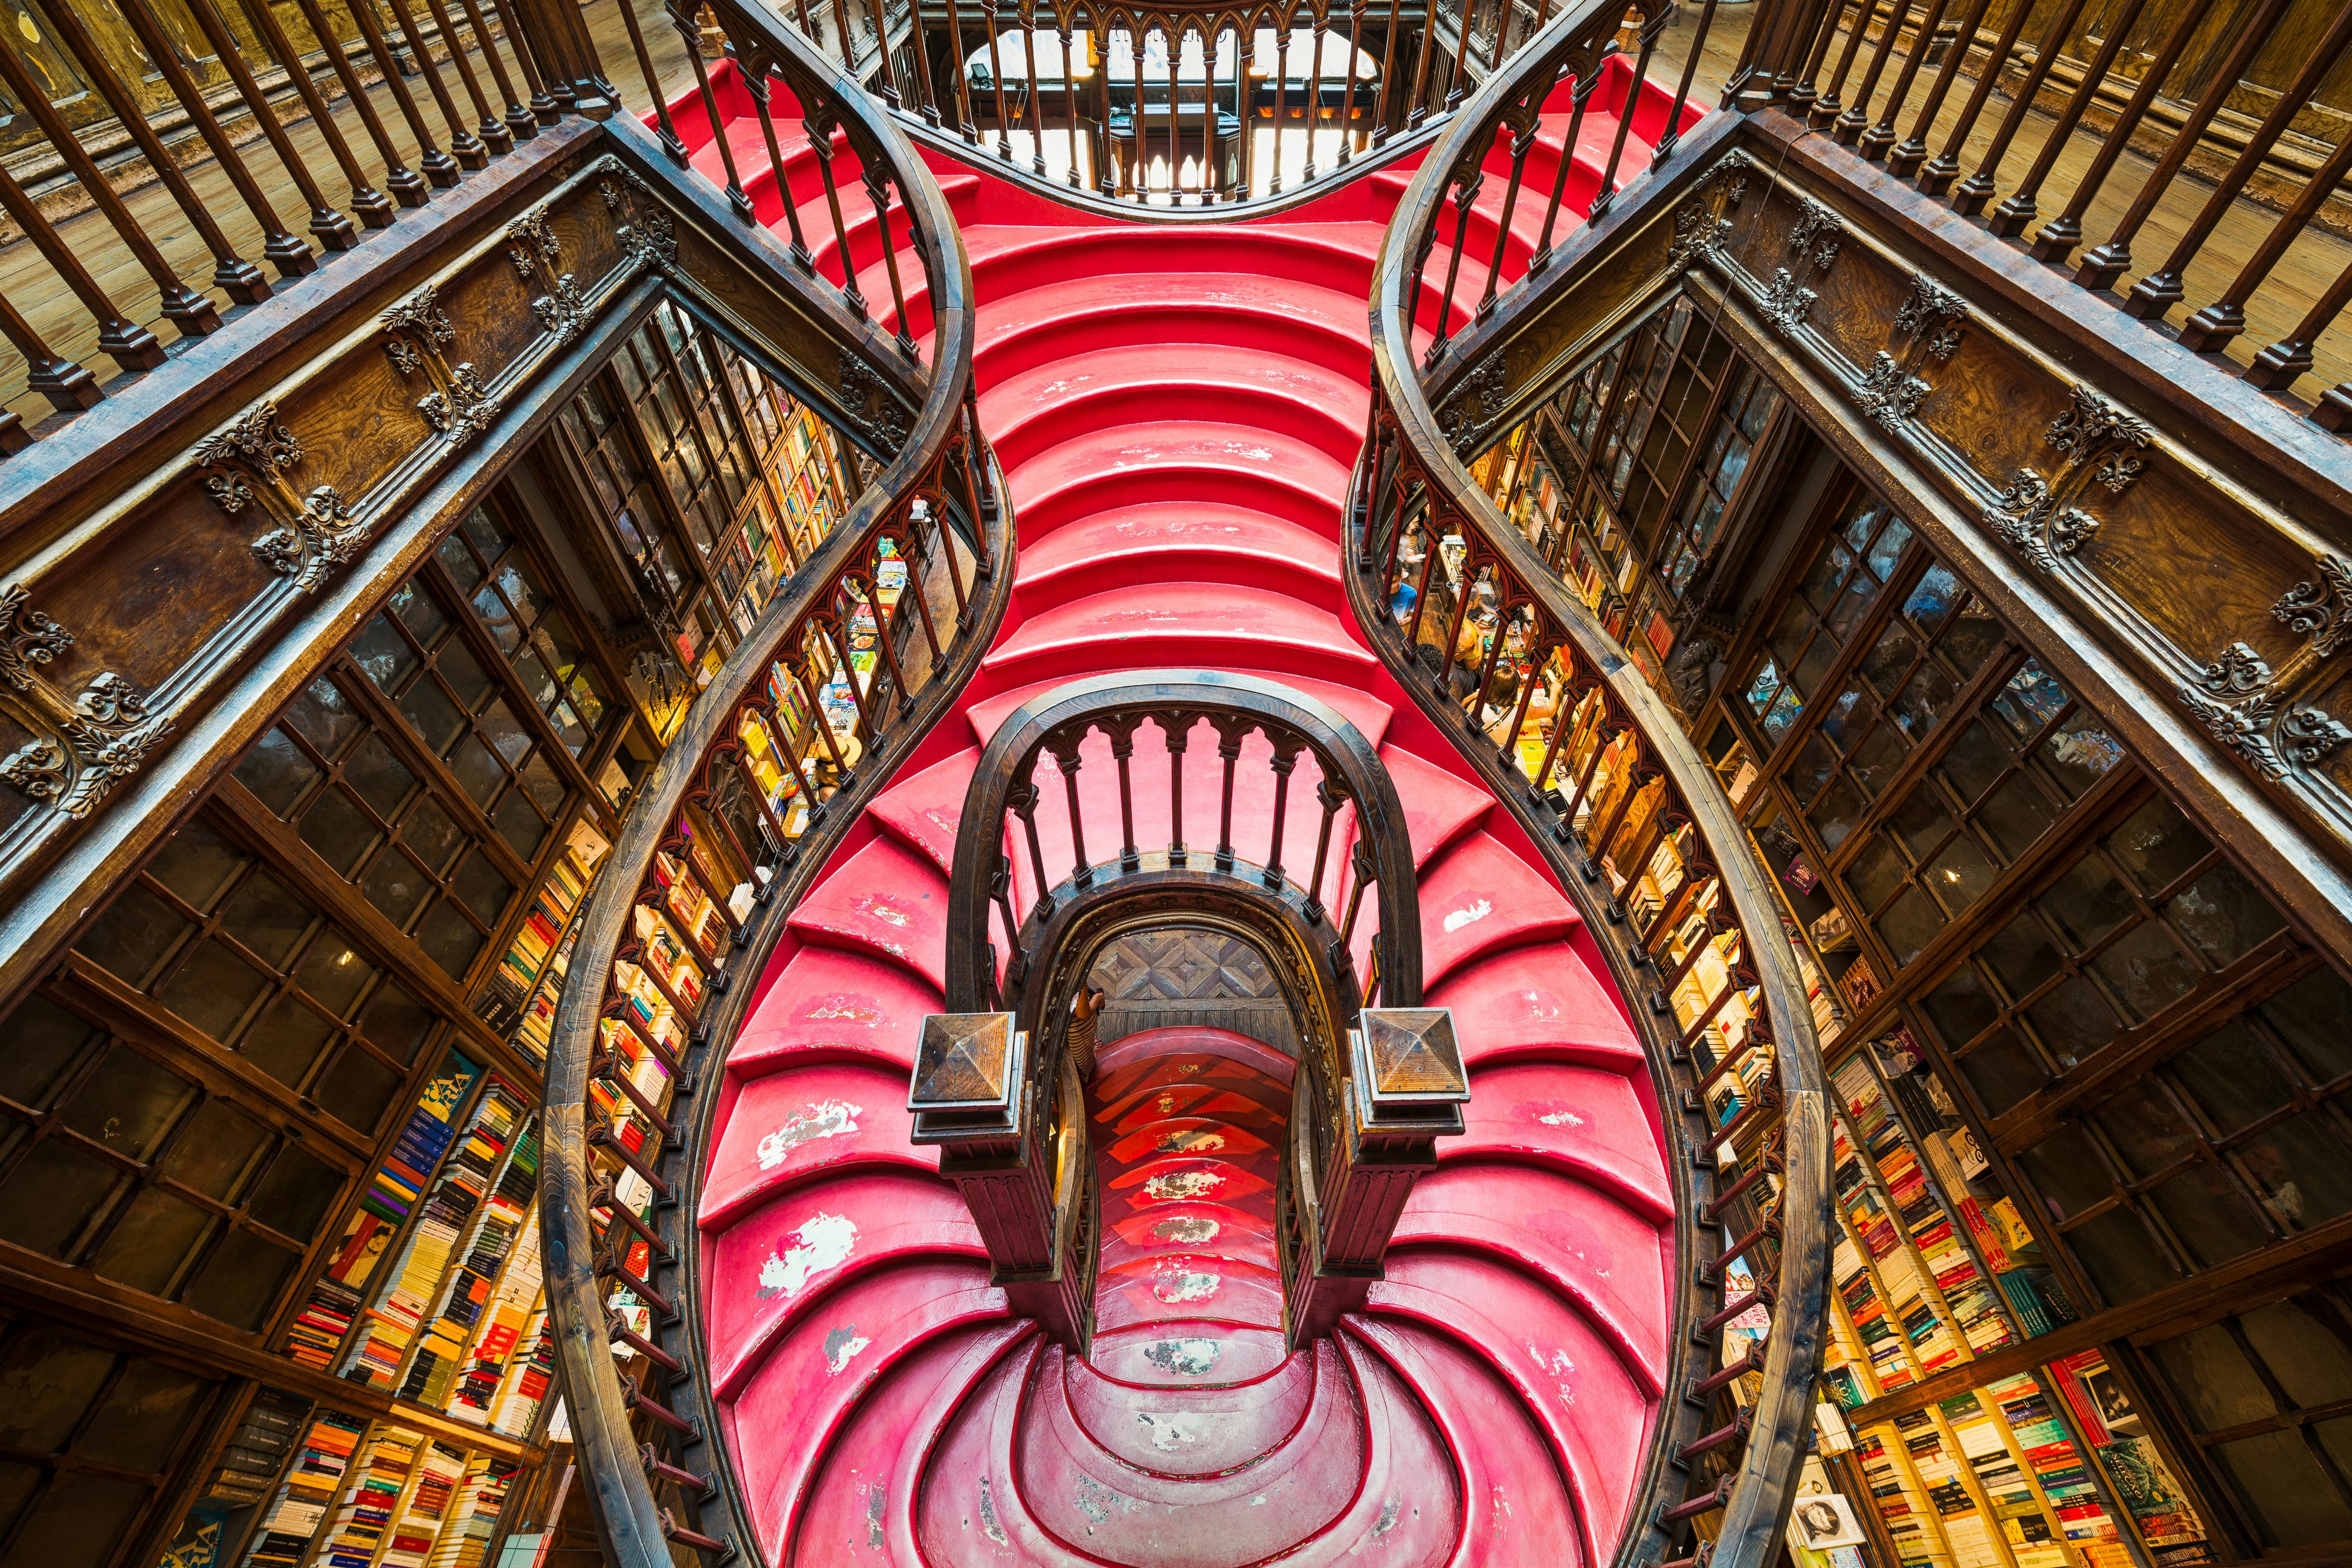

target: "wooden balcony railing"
[1360,2,1835,1563]
[927,669,1456,1362]
[0,0,615,450]
[1724,0,2352,434]
[515,10,1012,1567]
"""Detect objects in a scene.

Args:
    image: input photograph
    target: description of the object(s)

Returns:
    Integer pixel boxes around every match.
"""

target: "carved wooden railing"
[604,0,1537,210]
[1359,4,1832,1563]
[529,12,1011,1568]
[1727,0,2352,434]
[925,669,1460,1358]
[0,0,614,450]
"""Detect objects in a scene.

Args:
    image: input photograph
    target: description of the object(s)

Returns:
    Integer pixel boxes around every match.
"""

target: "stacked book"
[1856,1425,1945,1567]
[319,1426,421,1568]
[199,1386,311,1510]
[288,1055,483,1373]
[397,1091,535,1408]
[346,1076,517,1389]
[487,1306,555,1438]
[241,1413,366,1568]
[378,1442,469,1568]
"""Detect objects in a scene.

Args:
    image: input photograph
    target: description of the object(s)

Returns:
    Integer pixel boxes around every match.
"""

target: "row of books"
[286,1054,486,1372]
[344,1078,531,1391]
[398,1115,541,1416]
[243,1413,369,1568]
[317,1424,420,1568]
[425,1457,518,1568]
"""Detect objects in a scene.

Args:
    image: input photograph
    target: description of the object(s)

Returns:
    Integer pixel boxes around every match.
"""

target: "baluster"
[1915,3,2032,190]
[237,0,395,228]
[832,0,859,66]
[1531,66,1599,269]
[424,0,514,155]
[612,0,690,161]
[1476,119,1534,315]
[810,123,871,315]
[1855,0,1948,159]
[111,0,315,280]
[791,645,853,787]
[1165,712,1191,865]
[731,735,795,855]
[1338,0,1368,165]
[855,570,916,719]
[2249,253,2352,393]
[1497,633,1548,769]
[984,0,1016,157]
[283,0,432,204]
[1589,11,1662,218]
[1110,721,1140,871]
[869,0,905,108]
[1204,18,1224,199]
[1013,779,1055,912]
[459,0,537,140]
[1302,0,1328,182]
[485,0,562,123]
[0,35,224,335]
[1405,0,1441,127]
[1268,17,1291,193]
[674,8,757,218]
[941,0,979,139]
[1782,0,1845,120]
[2137,5,2352,337]
[1263,737,1299,889]
[0,156,161,375]
[1401,513,1442,645]
[1828,0,1912,145]
[1654,0,1724,160]
[380,0,489,169]
[0,283,92,415]
[867,175,920,355]
[344,0,463,185]
[1021,0,1050,170]
[1371,0,1406,143]
[1988,0,2158,234]
[1057,2,1084,183]
[1302,781,1341,919]
[1236,17,1255,199]
[1058,740,1094,885]
[1531,677,1574,798]
[1803,0,1869,128]
[1337,842,1372,946]
[2026,0,2216,258]
[1878,0,1979,172]
[1947,0,2098,213]
[1444,0,1478,109]
[1423,176,1480,361]
[177,0,360,253]
[748,65,815,264]
[819,605,883,747]
[903,0,941,124]
[1214,722,1242,869]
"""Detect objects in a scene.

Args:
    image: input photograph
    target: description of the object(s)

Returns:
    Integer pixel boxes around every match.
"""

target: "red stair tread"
[1061,1341,1318,1478]
[734,1260,1012,1563]
[1005,421,1354,531]
[1369,834,1580,990]
[1377,743,1494,868]
[1345,1318,1583,1567]
[728,943,943,1079]
[966,671,1391,753]
[986,584,1375,676]
[702,1060,934,1229]
[789,1319,1036,1566]
[1088,1323,1292,1387]
[1017,505,1343,604]
[981,347,1368,469]
[1016,1340,1364,1559]
[785,835,952,989]
[1446,1061,1675,1221]
[703,1169,984,1398]
[1426,945,1643,1072]
[869,746,980,874]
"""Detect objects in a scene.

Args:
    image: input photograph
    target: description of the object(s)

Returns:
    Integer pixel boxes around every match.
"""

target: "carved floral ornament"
[383,282,499,441]
[1854,273,1967,431]
[598,162,679,277]
[191,399,370,593]
[1982,383,2152,572]
[1665,150,1751,274]
[506,202,586,346]
[0,587,172,821]
[2180,555,2352,781]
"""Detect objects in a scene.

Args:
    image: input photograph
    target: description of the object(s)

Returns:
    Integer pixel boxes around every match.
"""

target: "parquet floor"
[1,0,2346,440]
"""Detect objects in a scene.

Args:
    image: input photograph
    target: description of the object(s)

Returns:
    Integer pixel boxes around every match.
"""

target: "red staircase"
[671,61,1704,1567]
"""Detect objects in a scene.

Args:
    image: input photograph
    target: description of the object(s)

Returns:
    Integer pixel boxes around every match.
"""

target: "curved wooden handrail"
[534,11,1003,1567]
[943,668,1421,1019]
[1359,6,1832,1566]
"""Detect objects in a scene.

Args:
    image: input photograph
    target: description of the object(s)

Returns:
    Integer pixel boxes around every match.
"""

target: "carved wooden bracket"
[1982,384,2153,572]
[192,399,370,593]
[0,586,170,820]
[507,203,588,346]
[382,282,500,442]
[2180,555,2352,782]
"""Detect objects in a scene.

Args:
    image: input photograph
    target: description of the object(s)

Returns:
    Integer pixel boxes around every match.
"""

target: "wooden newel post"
[1283,1007,1470,1345]
[908,1011,1093,1348]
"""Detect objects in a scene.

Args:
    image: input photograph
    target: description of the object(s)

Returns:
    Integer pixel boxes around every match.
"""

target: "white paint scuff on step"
[758,1099,862,1167]
[757,1212,858,1300]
